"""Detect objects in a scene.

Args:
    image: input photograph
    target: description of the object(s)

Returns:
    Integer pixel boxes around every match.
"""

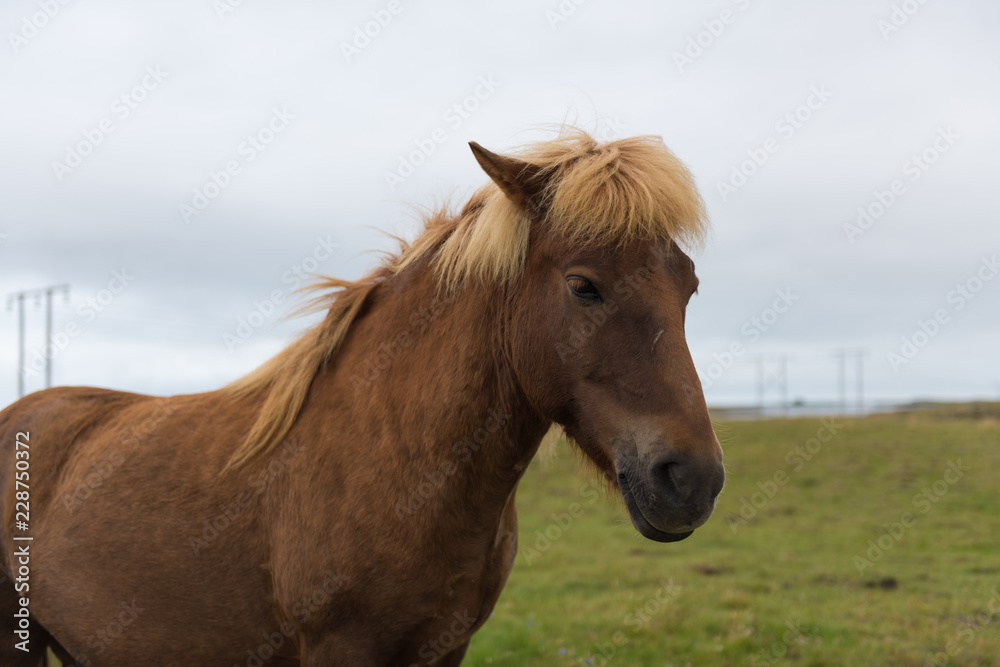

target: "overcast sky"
[2,0,998,410]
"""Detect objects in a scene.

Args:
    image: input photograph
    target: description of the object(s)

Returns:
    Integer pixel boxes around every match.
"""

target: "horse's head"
[469,135,724,542]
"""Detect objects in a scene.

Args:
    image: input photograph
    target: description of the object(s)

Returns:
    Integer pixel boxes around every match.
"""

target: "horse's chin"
[617,473,695,543]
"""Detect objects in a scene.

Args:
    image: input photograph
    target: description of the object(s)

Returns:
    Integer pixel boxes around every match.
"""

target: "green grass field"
[465,404,1000,666]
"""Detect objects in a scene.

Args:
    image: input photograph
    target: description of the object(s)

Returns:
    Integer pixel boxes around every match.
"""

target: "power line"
[750,353,793,415]
[833,347,868,415]
[6,285,70,397]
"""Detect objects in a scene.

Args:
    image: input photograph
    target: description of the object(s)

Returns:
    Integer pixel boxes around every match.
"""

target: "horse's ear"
[469,142,546,212]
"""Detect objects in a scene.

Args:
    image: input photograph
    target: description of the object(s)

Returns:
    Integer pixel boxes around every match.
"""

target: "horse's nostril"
[650,456,693,503]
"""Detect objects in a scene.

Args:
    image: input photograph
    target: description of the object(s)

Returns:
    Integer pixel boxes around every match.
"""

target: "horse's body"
[0,256,538,666]
[0,131,724,665]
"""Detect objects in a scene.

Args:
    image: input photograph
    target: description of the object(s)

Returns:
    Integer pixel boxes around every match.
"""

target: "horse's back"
[0,385,144,447]
[0,387,146,544]
[0,386,285,664]
[0,387,148,664]
[0,385,139,440]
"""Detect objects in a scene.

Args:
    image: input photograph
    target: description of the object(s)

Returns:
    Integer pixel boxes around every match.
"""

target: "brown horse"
[0,130,724,666]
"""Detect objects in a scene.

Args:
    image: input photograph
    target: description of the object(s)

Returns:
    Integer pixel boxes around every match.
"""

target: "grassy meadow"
[465,404,1000,666]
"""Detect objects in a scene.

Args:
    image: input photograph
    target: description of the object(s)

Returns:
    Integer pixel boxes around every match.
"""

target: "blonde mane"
[223,129,709,469]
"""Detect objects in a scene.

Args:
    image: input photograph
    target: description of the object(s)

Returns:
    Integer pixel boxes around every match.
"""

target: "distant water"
[709,403,905,420]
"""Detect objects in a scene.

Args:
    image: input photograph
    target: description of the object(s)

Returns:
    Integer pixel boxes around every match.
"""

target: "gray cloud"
[2,0,998,408]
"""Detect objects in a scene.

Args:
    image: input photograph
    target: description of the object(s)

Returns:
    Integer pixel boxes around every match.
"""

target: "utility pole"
[751,354,793,416]
[856,350,865,413]
[6,284,70,397]
[778,354,789,415]
[13,293,24,398]
[833,348,868,415]
[755,355,764,413]
[834,349,846,413]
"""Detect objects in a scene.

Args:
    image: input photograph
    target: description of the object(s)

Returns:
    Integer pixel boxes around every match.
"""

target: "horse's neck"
[303,265,549,525]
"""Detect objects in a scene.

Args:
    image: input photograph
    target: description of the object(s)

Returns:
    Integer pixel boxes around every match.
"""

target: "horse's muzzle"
[616,447,725,542]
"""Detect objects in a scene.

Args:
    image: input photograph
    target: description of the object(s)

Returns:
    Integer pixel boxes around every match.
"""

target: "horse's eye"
[567,276,601,302]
